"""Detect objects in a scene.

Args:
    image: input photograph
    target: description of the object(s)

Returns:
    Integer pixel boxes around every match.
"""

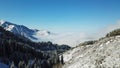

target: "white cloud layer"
[33,20,120,47]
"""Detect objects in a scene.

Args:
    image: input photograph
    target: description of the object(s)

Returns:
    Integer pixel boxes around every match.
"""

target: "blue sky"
[0,0,120,33]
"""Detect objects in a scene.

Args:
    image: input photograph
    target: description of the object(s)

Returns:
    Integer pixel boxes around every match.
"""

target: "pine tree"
[61,55,64,64]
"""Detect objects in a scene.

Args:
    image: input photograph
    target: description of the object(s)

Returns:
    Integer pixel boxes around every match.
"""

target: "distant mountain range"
[0,20,96,47]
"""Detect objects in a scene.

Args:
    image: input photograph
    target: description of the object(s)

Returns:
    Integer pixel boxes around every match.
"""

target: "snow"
[105,41,110,45]
[5,25,14,31]
[63,36,120,68]
[0,63,8,68]
[0,20,5,25]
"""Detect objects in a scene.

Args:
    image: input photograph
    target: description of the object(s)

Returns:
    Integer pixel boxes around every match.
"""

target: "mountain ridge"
[0,20,90,47]
[0,20,51,40]
[0,26,71,68]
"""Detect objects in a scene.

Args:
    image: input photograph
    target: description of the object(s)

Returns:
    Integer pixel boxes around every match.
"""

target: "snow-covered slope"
[63,36,120,68]
[0,20,95,47]
[0,63,8,68]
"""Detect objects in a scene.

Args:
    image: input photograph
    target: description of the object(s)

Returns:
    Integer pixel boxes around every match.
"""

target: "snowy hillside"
[63,36,120,68]
[0,63,8,68]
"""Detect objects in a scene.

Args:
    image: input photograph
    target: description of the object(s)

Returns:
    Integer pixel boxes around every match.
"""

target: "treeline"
[78,40,97,46]
[106,28,120,37]
[0,26,70,68]
[77,28,120,47]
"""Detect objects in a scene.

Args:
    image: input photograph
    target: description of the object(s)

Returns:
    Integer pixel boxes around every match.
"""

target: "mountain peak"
[0,19,6,25]
[0,20,52,41]
[36,30,51,36]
